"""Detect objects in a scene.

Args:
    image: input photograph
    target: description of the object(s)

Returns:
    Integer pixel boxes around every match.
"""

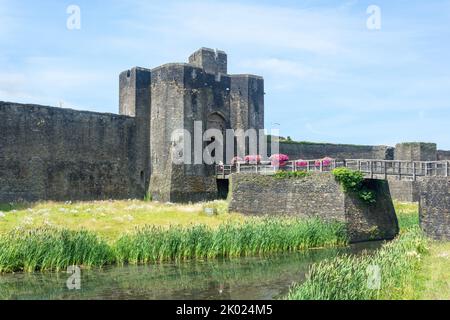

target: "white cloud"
[240,58,335,81]
[0,56,110,109]
[117,1,346,55]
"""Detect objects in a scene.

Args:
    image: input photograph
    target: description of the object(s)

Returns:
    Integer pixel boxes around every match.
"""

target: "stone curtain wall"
[419,177,450,240]
[395,142,437,161]
[0,102,145,202]
[229,173,399,242]
[387,177,420,202]
[276,142,394,161]
[437,150,450,161]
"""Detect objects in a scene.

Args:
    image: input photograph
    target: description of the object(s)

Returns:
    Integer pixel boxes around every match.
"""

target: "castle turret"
[119,67,152,193]
[189,48,227,76]
[118,48,264,203]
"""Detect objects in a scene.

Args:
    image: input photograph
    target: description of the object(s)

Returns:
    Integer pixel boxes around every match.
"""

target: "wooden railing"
[216,159,450,181]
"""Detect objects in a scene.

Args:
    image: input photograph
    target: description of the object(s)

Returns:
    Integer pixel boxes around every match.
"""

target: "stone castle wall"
[149,48,265,203]
[1,47,449,204]
[229,173,399,242]
[419,177,450,240]
[0,102,145,202]
[387,177,420,202]
[277,142,394,160]
[437,150,450,161]
[395,142,437,161]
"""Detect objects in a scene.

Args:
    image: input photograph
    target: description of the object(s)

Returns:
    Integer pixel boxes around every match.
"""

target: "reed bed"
[0,218,347,273]
[285,227,428,300]
[114,218,348,264]
[0,228,113,273]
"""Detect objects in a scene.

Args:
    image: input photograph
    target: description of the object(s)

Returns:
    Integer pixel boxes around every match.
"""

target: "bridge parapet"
[216,159,450,181]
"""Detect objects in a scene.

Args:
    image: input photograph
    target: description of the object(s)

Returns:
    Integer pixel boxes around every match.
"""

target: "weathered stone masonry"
[1,47,450,204]
[0,48,265,203]
[229,173,399,242]
[419,177,450,240]
[0,102,144,201]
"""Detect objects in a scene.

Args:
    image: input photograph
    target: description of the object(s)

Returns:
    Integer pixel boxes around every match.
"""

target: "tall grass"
[114,218,348,264]
[285,227,428,300]
[0,228,113,273]
[0,219,347,273]
[394,201,419,232]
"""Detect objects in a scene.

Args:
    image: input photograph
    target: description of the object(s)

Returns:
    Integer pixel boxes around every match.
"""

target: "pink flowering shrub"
[295,160,308,167]
[245,155,262,164]
[270,154,289,167]
[315,157,334,167]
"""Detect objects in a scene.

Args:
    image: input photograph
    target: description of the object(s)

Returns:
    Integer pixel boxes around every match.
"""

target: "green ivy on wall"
[332,168,376,204]
[274,171,311,179]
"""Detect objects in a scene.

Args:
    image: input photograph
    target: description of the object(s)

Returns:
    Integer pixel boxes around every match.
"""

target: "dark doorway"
[217,179,229,200]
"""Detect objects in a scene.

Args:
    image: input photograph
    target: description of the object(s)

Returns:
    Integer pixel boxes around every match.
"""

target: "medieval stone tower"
[119,48,265,203]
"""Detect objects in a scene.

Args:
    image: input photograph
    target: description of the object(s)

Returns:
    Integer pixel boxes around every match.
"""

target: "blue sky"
[1,0,449,149]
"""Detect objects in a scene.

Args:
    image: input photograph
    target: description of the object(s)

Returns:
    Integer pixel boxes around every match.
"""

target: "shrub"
[275,171,310,179]
[332,168,376,204]
[270,154,289,167]
[315,157,334,167]
[295,160,308,167]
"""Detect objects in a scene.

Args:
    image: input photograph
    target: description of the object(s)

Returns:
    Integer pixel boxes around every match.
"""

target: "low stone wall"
[387,177,420,202]
[419,177,450,240]
[229,173,399,243]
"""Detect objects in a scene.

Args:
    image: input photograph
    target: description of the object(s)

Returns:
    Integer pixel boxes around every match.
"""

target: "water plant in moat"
[114,218,348,264]
[0,228,113,273]
[285,227,428,300]
[0,219,347,273]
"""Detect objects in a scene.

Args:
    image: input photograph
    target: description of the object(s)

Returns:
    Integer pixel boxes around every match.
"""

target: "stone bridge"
[220,159,450,241]
[216,159,450,181]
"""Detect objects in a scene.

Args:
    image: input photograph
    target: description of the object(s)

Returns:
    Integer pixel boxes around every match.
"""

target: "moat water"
[0,242,382,300]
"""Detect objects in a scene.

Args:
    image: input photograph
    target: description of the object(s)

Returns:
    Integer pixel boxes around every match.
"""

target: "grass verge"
[0,200,245,242]
[285,227,428,300]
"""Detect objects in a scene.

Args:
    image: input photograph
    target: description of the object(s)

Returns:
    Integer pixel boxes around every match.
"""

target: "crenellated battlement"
[188,47,227,76]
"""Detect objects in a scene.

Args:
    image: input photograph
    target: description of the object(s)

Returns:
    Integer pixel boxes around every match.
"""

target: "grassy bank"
[286,201,450,300]
[397,241,450,300]
[0,218,347,273]
[394,201,420,232]
[0,200,242,242]
[285,227,428,300]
